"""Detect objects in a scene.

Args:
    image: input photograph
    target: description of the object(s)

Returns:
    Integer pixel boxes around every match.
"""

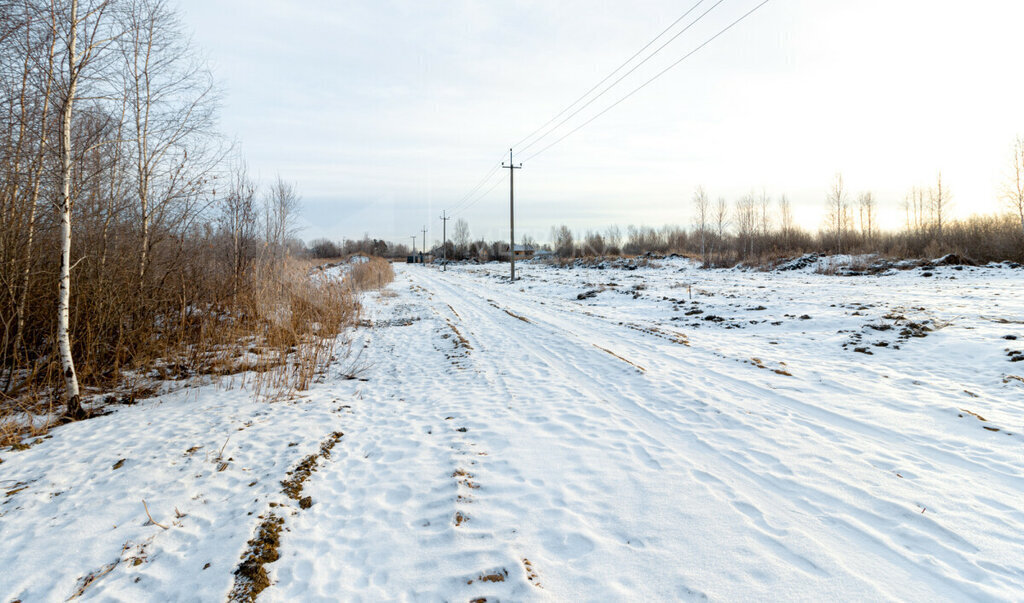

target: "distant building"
[513,244,535,259]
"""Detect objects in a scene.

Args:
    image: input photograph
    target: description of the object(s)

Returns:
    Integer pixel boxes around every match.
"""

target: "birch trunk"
[58,0,83,418]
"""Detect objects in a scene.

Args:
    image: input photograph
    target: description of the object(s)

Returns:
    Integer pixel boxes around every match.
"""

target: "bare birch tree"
[551,224,574,258]
[825,173,848,252]
[903,186,927,233]
[735,193,757,258]
[452,218,470,258]
[604,225,621,255]
[119,0,216,286]
[54,0,114,417]
[778,194,793,248]
[928,172,950,240]
[857,191,876,242]
[1005,136,1024,235]
[264,175,299,260]
[221,159,257,297]
[713,196,728,263]
[758,189,771,243]
[692,186,709,264]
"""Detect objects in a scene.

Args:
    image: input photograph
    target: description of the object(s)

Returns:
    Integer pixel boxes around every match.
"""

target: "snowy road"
[266,261,1024,601]
[2,259,1023,601]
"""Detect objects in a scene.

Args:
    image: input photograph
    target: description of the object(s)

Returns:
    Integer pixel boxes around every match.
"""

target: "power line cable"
[457,170,507,215]
[511,0,707,152]
[524,0,772,163]
[449,165,504,215]
[449,154,506,213]
[517,0,727,155]
[447,0,769,227]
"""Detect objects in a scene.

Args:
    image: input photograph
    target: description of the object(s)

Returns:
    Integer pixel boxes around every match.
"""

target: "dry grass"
[0,392,59,448]
[346,257,395,291]
[0,256,395,447]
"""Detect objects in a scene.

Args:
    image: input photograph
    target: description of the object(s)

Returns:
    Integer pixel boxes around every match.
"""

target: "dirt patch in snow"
[500,306,531,323]
[445,320,472,351]
[522,558,542,587]
[623,322,690,346]
[230,430,344,601]
[229,515,284,602]
[593,344,646,373]
[280,431,344,501]
[467,568,508,584]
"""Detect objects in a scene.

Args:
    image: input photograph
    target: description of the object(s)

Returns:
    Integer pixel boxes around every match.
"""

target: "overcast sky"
[176,0,1024,246]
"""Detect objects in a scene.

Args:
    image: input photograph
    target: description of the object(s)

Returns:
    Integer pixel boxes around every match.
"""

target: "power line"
[456,170,507,215]
[517,0,726,156]
[449,160,505,215]
[524,0,772,163]
[449,154,506,214]
[450,1,714,220]
[445,0,771,231]
[511,0,708,152]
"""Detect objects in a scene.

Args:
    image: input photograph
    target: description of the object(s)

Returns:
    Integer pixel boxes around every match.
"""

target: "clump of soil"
[230,430,344,600]
[933,253,978,266]
[280,431,344,501]
[467,568,509,584]
[229,515,284,602]
[899,322,931,339]
[747,357,792,376]
[445,320,472,350]
[523,558,542,587]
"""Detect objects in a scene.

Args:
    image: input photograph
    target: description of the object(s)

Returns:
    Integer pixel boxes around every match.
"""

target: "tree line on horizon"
[319,161,1023,266]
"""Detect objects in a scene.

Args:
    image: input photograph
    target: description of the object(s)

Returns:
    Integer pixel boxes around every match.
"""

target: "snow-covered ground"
[2,258,1023,601]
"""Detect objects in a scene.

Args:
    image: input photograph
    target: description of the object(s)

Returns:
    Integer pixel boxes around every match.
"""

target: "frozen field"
[2,258,1023,601]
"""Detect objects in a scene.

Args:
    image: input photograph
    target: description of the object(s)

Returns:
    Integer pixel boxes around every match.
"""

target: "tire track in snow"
[437,268,1024,494]
[264,270,545,601]
[413,265,1020,599]
[406,269,821,598]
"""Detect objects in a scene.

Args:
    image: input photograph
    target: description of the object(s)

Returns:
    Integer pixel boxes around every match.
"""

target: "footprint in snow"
[542,531,596,559]
[385,485,413,505]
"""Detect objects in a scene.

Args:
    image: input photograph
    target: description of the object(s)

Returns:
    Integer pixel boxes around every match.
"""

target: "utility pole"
[502,148,522,281]
[440,210,451,271]
[410,235,417,259]
[421,226,428,265]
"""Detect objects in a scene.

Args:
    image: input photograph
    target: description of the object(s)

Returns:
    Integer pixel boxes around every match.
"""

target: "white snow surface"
[2,258,1024,601]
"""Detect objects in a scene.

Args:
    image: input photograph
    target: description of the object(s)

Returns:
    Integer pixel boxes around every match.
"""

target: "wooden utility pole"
[421,226,428,264]
[440,211,451,271]
[502,148,522,281]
